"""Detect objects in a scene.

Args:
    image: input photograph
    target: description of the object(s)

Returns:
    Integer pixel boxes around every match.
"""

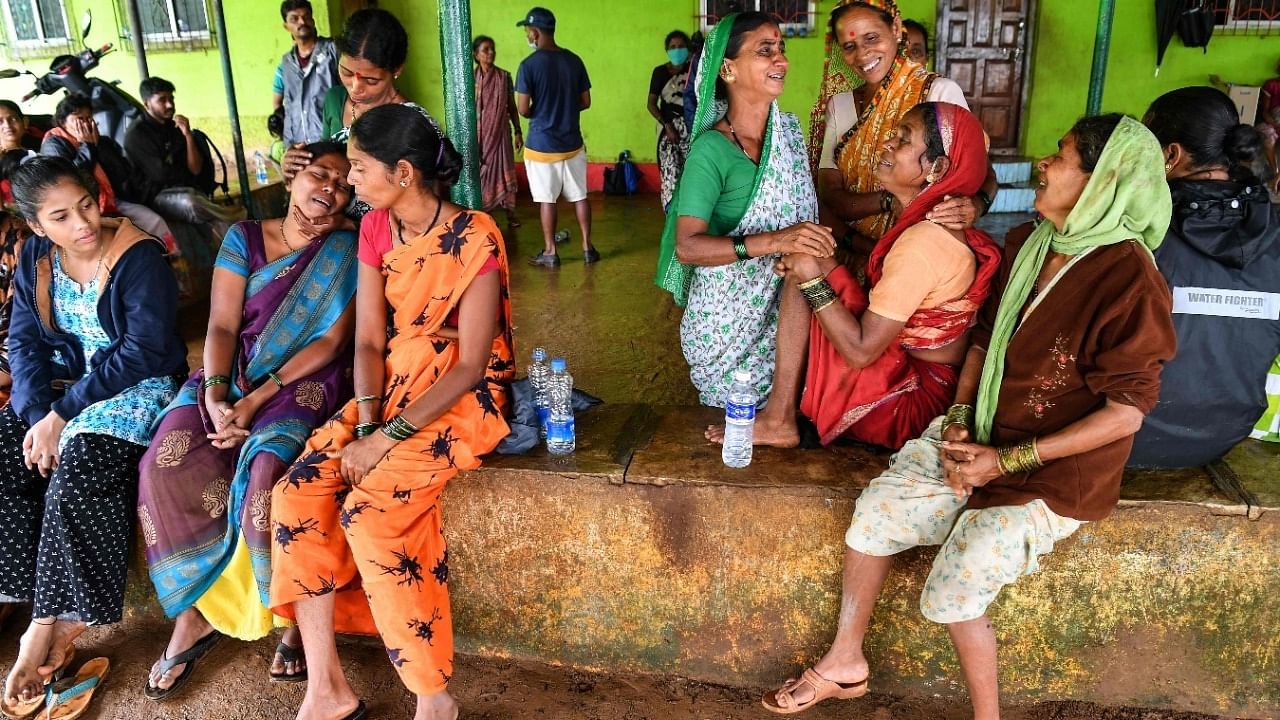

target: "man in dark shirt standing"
[124,76,241,237]
[515,7,597,267]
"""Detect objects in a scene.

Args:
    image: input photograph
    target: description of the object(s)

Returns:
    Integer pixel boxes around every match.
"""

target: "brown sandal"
[761,667,868,714]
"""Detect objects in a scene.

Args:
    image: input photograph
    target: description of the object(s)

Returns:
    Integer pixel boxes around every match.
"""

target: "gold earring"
[925,173,936,184]
[400,180,408,187]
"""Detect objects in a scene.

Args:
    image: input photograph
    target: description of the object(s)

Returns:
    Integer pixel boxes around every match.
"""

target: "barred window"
[699,0,817,36]
[115,0,214,50]
[1,0,72,57]
[1210,0,1280,35]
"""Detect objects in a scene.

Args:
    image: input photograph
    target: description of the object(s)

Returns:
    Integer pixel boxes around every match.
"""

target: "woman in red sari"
[711,102,1000,450]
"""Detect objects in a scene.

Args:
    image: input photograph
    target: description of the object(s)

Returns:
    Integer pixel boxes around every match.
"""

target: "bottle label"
[725,400,755,422]
[547,416,575,443]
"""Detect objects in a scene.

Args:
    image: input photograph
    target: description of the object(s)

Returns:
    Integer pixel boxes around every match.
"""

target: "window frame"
[1,0,73,55]
[114,0,216,51]
[1212,0,1280,30]
[698,0,818,36]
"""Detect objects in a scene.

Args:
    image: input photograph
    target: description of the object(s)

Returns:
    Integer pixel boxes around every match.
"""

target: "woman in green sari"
[656,12,836,407]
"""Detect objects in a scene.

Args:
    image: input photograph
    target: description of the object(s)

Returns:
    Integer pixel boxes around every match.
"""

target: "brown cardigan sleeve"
[1082,244,1177,414]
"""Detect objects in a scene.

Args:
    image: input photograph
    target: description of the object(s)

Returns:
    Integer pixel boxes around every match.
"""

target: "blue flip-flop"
[43,656,109,720]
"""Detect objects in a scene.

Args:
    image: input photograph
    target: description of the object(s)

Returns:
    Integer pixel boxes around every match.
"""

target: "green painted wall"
[387,0,932,164]
[1023,0,1280,161]
[0,0,333,156]
[2,1,1276,167]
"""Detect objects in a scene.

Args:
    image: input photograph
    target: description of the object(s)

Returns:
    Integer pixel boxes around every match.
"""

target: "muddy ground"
[0,617,1233,720]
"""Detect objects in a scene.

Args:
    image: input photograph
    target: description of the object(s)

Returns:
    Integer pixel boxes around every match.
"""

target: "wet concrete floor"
[177,196,1035,407]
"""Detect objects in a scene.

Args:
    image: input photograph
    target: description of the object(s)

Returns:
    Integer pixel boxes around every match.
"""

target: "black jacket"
[1129,180,1280,468]
[40,133,140,203]
[9,218,188,427]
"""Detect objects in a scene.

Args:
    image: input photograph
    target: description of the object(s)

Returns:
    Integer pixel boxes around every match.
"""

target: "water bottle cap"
[551,357,566,372]
[532,347,547,362]
[732,369,751,383]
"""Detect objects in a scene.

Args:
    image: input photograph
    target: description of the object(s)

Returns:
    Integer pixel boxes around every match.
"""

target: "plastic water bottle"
[528,347,552,438]
[545,357,575,456]
[253,151,268,185]
[553,229,570,244]
[722,369,756,468]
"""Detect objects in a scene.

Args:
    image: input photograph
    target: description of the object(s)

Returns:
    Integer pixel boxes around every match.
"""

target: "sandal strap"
[156,631,221,675]
[274,642,304,664]
[45,676,99,710]
[774,672,821,710]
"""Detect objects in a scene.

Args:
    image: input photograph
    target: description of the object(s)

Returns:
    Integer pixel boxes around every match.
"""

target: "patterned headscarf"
[810,1,937,241]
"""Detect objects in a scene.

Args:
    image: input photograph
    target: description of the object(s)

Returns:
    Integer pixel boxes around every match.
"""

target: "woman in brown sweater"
[762,114,1177,717]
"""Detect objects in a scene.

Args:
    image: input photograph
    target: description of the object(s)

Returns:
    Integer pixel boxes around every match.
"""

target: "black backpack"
[191,128,229,198]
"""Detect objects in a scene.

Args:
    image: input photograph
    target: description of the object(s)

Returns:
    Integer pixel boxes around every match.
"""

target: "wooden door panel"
[948,59,978,95]
[937,0,1034,154]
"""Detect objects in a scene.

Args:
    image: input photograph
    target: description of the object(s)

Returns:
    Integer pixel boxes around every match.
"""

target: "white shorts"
[525,150,588,204]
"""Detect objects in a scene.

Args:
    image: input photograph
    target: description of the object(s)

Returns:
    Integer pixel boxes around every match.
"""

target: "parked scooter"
[0,11,238,306]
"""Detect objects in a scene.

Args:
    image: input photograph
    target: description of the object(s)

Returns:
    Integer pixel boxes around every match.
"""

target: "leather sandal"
[761,667,868,714]
[43,657,109,720]
[269,640,307,683]
[1,643,76,720]
[142,630,222,701]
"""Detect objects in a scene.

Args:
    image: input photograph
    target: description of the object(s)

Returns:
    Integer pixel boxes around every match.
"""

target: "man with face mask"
[272,0,339,145]
[515,6,597,267]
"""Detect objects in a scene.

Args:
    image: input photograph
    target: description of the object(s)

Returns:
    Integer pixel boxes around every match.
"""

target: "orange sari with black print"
[269,209,514,696]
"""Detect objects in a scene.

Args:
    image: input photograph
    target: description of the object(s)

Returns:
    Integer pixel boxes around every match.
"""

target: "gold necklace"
[59,243,105,286]
[280,215,298,252]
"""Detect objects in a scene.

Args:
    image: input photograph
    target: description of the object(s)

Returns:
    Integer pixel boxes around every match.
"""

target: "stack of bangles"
[354,396,382,438]
[942,403,974,434]
[202,374,229,389]
[797,274,837,313]
[381,414,419,442]
[996,438,1043,476]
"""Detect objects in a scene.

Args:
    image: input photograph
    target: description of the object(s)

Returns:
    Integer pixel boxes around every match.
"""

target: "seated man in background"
[124,76,242,239]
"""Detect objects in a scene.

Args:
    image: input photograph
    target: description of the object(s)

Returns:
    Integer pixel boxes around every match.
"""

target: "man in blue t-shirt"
[515,7,598,267]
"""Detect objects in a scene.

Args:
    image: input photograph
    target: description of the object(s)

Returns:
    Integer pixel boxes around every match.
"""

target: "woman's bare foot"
[270,626,307,680]
[705,416,800,448]
[147,607,214,692]
[34,618,85,676]
[4,619,55,709]
[296,685,360,720]
[415,689,458,720]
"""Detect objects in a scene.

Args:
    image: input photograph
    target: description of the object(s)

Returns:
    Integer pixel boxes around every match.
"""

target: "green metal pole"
[1086,0,1116,116]
[439,0,481,209]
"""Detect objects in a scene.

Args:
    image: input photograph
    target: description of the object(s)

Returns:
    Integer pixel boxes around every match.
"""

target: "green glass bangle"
[202,375,229,389]
[355,422,381,438]
[268,372,284,389]
[732,235,750,261]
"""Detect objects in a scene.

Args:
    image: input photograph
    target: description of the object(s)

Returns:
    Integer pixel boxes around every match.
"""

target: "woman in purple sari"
[136,142,358,701]
[473,35,522,226]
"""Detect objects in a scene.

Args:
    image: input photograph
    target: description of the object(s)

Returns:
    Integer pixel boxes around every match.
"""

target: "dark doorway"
[935,0,1036,155]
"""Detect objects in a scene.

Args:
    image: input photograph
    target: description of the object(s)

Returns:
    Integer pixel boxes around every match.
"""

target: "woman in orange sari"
[269,103,514,720]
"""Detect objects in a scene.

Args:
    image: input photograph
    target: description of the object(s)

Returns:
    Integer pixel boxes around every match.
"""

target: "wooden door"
[936,0,1035,155]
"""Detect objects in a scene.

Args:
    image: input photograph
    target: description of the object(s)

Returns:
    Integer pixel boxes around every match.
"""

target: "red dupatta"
[866,102,1001,349]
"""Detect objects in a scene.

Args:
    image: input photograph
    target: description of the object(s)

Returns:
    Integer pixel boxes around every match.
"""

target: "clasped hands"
[205,390,267,450]
[939,424,1003,498]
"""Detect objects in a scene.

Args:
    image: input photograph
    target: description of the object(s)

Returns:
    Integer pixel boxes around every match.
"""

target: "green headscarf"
[973,115,1172,443]
[655,13,774,306]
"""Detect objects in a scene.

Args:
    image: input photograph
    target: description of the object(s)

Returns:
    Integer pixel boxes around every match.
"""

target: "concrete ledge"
[446,404,1280,718]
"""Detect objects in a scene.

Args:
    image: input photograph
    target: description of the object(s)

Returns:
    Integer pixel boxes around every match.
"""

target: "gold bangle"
[355,395,380,404]
[797,273,828,291]
[997,438,1043,475]
[812,298,837,313]
[943,403,975,432]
